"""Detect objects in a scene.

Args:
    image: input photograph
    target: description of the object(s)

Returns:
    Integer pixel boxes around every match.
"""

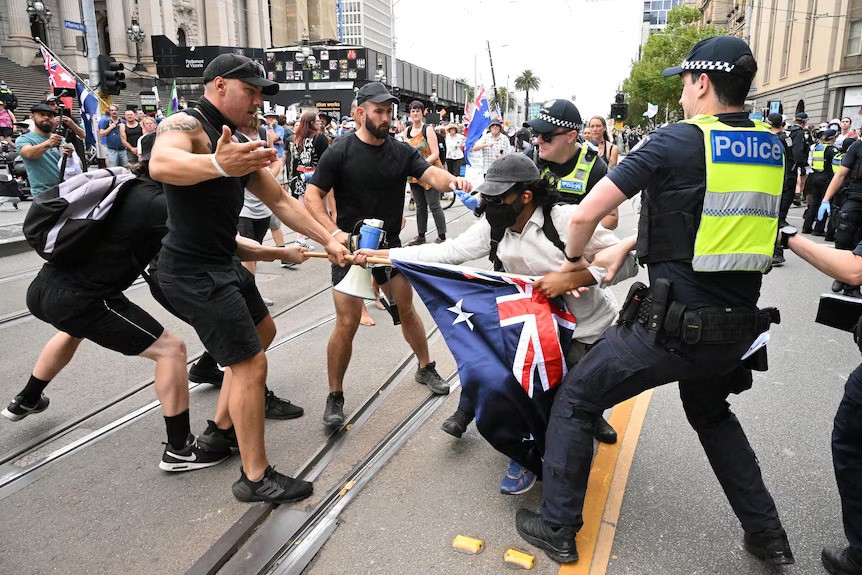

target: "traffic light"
[610,92,628,122]
[98,55,126,95]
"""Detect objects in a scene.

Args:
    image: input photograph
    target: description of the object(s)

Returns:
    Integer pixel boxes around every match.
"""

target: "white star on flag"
[483,110,491,118]
[447,299,474,331]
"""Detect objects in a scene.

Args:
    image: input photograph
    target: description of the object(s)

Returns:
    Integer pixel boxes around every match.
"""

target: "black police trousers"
[834,363,862,564]
[778,173,797,226]
[803,173,831,233]
[836,199,862,252]
[540,321,786,538]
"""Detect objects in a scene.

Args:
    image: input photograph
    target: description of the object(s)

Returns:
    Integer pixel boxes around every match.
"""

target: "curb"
[0,236,31,257]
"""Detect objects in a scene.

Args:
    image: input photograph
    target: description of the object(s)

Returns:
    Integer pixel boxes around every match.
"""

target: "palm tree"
[492,87,516,114]
[515,70,541,120]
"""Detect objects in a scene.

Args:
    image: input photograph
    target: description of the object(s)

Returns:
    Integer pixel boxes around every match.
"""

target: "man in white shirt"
[355,154,637,494]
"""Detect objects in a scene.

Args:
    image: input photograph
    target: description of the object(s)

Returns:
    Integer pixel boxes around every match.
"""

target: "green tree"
[491,87,516,114]
[621,6,722,126]
[515,70,541,120]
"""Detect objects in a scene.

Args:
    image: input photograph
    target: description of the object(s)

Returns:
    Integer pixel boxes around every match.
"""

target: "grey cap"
[357,82,398,105]
[476,154,540,197]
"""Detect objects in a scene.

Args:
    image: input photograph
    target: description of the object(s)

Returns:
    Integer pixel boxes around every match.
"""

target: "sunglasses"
[536,129,572,143]
[481,183,523,205]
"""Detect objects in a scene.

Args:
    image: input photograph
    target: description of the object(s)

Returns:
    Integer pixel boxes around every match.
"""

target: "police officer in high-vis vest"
[524,100,616,229]
[514,36,794,566]
[802,129,838,236]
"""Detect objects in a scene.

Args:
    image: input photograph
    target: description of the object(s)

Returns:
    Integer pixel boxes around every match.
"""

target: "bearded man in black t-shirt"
[304,82,473,429]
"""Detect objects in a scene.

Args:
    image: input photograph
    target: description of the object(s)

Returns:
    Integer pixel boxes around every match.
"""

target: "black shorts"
[27,276,164,356]
[157,260,268,366]
[0,127,12,137]
[331,263,400,287]
[237,216,269,245]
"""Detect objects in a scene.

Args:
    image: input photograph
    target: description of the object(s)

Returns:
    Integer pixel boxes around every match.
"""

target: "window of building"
[764,0,777,81]
[850,20,862,55]
[780,0,795,78]
[800,0,815,70]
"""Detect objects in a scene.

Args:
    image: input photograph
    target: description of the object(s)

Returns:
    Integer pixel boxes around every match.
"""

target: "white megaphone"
[333,218,386,301]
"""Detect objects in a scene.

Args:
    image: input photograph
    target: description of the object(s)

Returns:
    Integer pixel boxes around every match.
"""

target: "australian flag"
[77,81,98,148]
[391,260,576,474]
[463,90,491,166]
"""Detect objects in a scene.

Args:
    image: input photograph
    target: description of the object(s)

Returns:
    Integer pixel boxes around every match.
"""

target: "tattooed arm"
[149,112,276,186]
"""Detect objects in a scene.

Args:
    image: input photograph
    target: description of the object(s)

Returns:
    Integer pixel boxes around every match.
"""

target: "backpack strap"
[488,224,506,272]
[541,203,567,256]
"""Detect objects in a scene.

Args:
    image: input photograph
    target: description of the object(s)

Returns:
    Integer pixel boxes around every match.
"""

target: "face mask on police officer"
[484,193,526,229]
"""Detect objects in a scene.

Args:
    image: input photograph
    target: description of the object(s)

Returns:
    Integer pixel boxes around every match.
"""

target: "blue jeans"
[540,321,785,538]
[107,148,127,167]
[834,364,862,563]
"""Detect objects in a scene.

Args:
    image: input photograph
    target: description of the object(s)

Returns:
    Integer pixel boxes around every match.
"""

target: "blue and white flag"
[76,81,98,148]
[391,260,577,473]
[464,91,491,166]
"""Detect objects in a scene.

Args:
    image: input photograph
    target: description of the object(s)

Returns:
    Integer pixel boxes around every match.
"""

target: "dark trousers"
[778,173,796,226]
[541,321,785,537]
[410,182,446,238]
[834,363,862,563]
[803,174,830,233]
[446,158,464,177]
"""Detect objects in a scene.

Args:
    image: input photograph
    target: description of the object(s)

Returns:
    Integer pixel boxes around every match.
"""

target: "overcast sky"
[392,0,643,118]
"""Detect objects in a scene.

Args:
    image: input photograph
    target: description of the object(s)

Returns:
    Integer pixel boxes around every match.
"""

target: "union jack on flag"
[40,47,76,109]
[391,260,577,474]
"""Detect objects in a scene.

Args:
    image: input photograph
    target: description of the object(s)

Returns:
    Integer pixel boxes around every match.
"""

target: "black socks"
[164,410,191,450]
[20,375,50,405]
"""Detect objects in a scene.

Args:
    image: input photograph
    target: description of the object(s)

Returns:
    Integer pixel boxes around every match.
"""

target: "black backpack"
[23,167,136,265]
[424,124,446,162]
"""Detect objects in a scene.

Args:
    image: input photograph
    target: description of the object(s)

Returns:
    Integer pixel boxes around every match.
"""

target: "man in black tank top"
[150,53,349,504]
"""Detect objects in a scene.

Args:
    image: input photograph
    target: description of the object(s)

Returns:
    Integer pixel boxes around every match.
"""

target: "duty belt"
[619,281,780,344]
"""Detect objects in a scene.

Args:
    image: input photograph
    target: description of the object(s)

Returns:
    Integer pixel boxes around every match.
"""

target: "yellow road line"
[559,389,655,575]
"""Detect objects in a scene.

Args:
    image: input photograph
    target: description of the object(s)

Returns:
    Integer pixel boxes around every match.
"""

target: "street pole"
[486,40,499,116]
[389,0,398,88]
[80,0,104,160]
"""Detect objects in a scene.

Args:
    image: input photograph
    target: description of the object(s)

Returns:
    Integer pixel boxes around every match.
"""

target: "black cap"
[30,103,56,115]
[489,117,503,128]
[527,99,583,133]
[356,82,398,105]
[202,54,278,96]
[767,113,784,128]
[662,35,754,78]
[476,154,541,197]
[823,129,838,139]
[795,112,809,121]
[138,133,156,162]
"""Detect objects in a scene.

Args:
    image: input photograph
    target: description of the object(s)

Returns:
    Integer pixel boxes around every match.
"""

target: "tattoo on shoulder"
[156,114,200,135]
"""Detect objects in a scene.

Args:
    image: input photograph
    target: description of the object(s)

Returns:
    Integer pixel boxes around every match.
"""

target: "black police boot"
[594,415,617,444]
[822,547,862,575]
[441,408,473,438]
[515,509,578,564]
[743,531,795,566]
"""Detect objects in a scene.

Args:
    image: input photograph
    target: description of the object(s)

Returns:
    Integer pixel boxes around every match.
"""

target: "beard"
[37,120,55,133]
[365,116,390,139]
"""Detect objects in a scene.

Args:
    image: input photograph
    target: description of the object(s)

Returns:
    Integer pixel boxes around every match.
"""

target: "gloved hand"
[818,200,831,221]
[455,189,480,211]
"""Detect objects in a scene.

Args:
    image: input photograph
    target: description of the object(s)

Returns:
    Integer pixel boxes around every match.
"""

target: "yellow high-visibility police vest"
[540,143,597,201]
[682,115,784,273]
[812,144,826,172]
[833,152,844,168]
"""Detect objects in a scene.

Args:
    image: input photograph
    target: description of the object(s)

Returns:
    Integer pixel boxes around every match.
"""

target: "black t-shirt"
[39,177,167,297]
[842,139,862,194]
[309,133,430,246]
[787,125,809,169]
[524,144,608,201]
[607,112,765,309]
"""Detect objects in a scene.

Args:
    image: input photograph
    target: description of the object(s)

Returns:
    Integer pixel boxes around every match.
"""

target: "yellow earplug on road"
[503,548,536,569]
[452,535,484,554]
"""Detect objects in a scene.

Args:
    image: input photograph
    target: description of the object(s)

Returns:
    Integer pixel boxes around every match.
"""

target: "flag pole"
[34,38,110,109]
[303,253,542,281]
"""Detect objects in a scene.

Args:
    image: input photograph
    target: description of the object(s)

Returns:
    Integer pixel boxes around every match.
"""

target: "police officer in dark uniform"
[769,112,796,265]
[803,129,839,235]
[514,36,794,566]
[820,137,862,298]
[783,231,862,575]
[789,111,813,203]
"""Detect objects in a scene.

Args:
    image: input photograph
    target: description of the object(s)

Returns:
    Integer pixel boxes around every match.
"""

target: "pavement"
[0,193,855,575]
[0,198,30,256]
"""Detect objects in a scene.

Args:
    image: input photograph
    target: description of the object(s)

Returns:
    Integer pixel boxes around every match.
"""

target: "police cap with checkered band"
[661,35,755,78]
[526,99,583,135]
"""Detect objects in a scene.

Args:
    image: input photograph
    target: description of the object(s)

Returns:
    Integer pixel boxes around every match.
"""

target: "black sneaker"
[743,531,795,566]
[323,392,346,429]
[2,394,49,422]
[441,408,473,438]
[197,420,238,453]
[265,389,304,420]
[159,433,231,472]
[232,466,313,503]
[188,362,224,388]
[415,361,450,395]
[822,546,862,575]
[594,415,618,444]
[515,508,579,564]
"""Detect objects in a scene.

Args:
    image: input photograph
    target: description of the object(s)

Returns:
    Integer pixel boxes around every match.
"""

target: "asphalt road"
[0,194,854,575]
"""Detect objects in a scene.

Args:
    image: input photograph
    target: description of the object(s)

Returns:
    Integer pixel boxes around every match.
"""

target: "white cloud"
[393,0,642,119]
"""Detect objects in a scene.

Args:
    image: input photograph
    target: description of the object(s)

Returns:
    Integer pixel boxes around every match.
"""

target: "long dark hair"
[589,116,611,143]
[294,110,319,143]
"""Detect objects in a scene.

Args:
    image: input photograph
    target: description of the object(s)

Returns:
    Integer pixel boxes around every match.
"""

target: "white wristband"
[210,154,230,178]
[330,228,342,237]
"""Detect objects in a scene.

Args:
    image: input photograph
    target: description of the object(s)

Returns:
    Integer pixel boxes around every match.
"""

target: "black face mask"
[484,195,525,230]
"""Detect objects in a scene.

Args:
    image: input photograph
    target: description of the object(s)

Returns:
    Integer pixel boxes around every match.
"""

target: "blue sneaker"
[500,459,537,495]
